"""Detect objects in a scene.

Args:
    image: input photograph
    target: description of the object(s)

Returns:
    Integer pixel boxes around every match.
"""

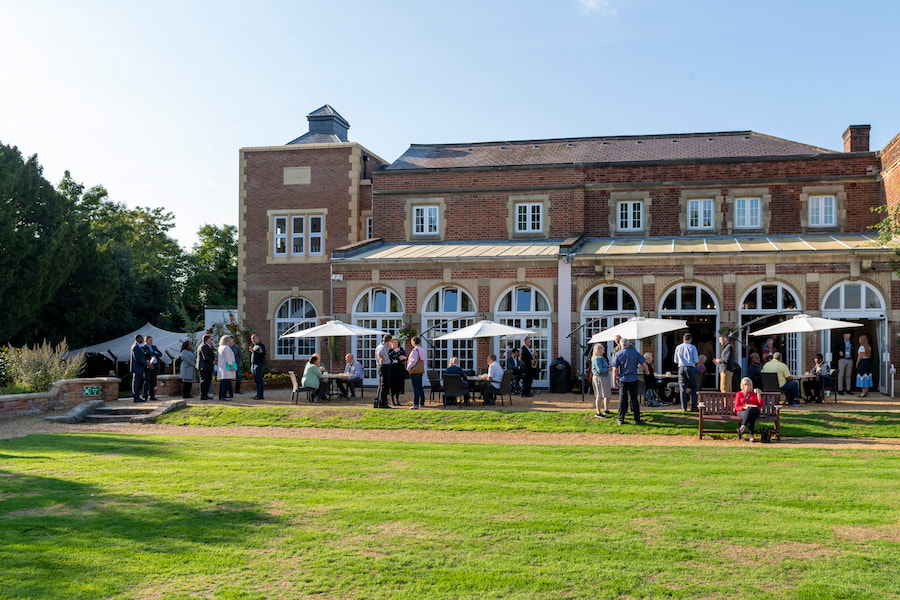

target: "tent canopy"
[66,323,204,364]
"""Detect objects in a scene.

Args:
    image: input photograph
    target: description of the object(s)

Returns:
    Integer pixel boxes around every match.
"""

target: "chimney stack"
[843,125,871,153]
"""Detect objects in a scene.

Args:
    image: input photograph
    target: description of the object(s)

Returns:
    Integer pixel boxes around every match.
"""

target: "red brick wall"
[241,145,380,348]
[373,154,883,240]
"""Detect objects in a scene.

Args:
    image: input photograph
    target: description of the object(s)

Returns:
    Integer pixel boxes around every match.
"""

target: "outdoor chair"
[428,370,444,404]
[494,371,513,406]
[288,371,314,404]
[760,372,787,404]
[442,374,467,407]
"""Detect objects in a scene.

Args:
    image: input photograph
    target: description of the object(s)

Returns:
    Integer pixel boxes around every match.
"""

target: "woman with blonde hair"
[591,343,611,418]
[217,335,236,401]
[856,333,873,397]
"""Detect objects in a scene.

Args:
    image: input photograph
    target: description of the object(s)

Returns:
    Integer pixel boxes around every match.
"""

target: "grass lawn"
[156,404,900,439]
[2,433,900,599]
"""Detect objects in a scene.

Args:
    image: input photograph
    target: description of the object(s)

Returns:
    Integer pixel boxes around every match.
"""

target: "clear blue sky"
[2,0,897,248]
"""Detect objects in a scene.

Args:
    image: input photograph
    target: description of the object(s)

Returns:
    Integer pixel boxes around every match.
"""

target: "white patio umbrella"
[280,319,389,371]
[280,319,388,339]
[749,314,862,337]
[433,320,535,341]
[588,317,688,343]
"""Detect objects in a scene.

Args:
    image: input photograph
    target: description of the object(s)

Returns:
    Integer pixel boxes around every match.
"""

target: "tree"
[0,144,80,344]
[72,180,186,340]
[180,224,238,323]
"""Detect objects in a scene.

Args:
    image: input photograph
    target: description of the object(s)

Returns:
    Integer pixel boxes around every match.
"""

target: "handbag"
[409,348,425,374]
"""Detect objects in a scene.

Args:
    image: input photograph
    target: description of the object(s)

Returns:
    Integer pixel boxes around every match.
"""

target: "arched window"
[275,297,318,359]
[423,287,478,375]
[739,283,802,374]
[821,281,887,393]
[658,284,719,374]
[580,285,640,353]
[822,282,884,314]
[352,288,405,382]
[496,286,552,385]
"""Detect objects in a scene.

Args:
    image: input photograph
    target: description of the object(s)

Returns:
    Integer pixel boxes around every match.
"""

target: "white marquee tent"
[66,323,205,364]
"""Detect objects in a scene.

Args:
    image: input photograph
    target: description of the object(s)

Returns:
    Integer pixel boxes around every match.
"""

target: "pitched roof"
[384,131,838,171]
[287,104,351,145]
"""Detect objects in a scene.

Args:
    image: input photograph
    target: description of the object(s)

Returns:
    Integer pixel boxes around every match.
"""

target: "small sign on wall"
[83,385,101,397]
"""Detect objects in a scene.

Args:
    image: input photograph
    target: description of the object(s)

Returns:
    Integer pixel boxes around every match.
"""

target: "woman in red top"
[735,376,765,442]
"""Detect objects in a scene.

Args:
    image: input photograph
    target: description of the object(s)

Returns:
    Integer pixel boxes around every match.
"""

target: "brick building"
[239,106,900,393]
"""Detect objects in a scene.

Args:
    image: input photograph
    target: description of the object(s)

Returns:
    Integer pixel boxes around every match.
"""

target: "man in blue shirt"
[611,338,649,425]
[674,332,700,411]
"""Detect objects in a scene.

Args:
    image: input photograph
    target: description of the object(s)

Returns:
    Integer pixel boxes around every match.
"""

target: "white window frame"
[308,215,324,256]
[273,216,288,256]
[366,216,373,239]
[809,195,836,227]
[413,205,439,236]
[734,197,761,229]
[687,199,714,231]
[515,202,543,233]
[273,214,325,257]
[617,201,643,232]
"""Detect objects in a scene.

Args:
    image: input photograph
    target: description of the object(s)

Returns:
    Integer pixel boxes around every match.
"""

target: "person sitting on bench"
[735,376,765,442]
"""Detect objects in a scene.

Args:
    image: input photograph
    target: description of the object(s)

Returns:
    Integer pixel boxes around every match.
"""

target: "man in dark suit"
[197,334,217,400]
[520,337,535,397]
[506,348,523,393]
[141,335,163,402]
[832,331,855,394]
[249,333,266,400]
[130,334,147,403]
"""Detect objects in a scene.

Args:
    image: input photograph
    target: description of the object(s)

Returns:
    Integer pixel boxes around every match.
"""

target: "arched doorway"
[274,297,318,359]
[821,281,887,393]
[580,284,640,371]
[658,283,719,381]
[351,287,404,384]
[496,286,552,387]
[422,286,478,377]
[739,283,802,374]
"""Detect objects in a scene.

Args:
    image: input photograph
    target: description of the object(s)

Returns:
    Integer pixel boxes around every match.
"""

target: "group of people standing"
[129,333,267,404]
[128,334,163,403]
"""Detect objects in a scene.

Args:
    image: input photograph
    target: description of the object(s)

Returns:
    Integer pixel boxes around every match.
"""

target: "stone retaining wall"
[0,377,121,419]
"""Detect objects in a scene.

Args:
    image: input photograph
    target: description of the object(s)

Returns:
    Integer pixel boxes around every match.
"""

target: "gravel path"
[3,388,900,450]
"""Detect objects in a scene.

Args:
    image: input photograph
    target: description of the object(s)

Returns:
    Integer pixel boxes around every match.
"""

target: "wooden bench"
[698,391,781,440]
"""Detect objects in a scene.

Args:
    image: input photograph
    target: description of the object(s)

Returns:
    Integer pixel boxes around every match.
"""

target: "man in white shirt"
[374,334,392,408]
[480,354,504,405]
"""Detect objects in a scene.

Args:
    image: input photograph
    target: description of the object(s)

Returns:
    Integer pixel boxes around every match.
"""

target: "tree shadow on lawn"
[0,439,287,599]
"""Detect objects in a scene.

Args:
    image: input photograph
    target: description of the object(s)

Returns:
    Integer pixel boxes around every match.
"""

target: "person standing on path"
[217,335,236,401]
[197,334,216,400]
[406,335,426,409]
[520,337,535,397]
[180,340,197,399]
[610,338,648,425]
[375,333,392,408]
[249,334,266,400]
[141,335,163,402]
[674,332,700,412]
[229,338,244,395]
[130,334,147,403]
[713,334,740,393]
[590,342,611,418]
[833,331,855,394]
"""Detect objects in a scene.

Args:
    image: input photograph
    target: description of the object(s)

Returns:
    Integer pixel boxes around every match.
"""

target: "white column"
[558,256,572,365]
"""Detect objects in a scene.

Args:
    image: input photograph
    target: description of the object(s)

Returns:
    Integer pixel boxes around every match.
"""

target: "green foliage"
[4,339,86,392]
[180,224,238,323]
[2,434,900,598]
[0,144,80,344]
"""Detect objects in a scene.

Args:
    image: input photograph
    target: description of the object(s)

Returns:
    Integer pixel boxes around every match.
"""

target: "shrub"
[4,339,86,393]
